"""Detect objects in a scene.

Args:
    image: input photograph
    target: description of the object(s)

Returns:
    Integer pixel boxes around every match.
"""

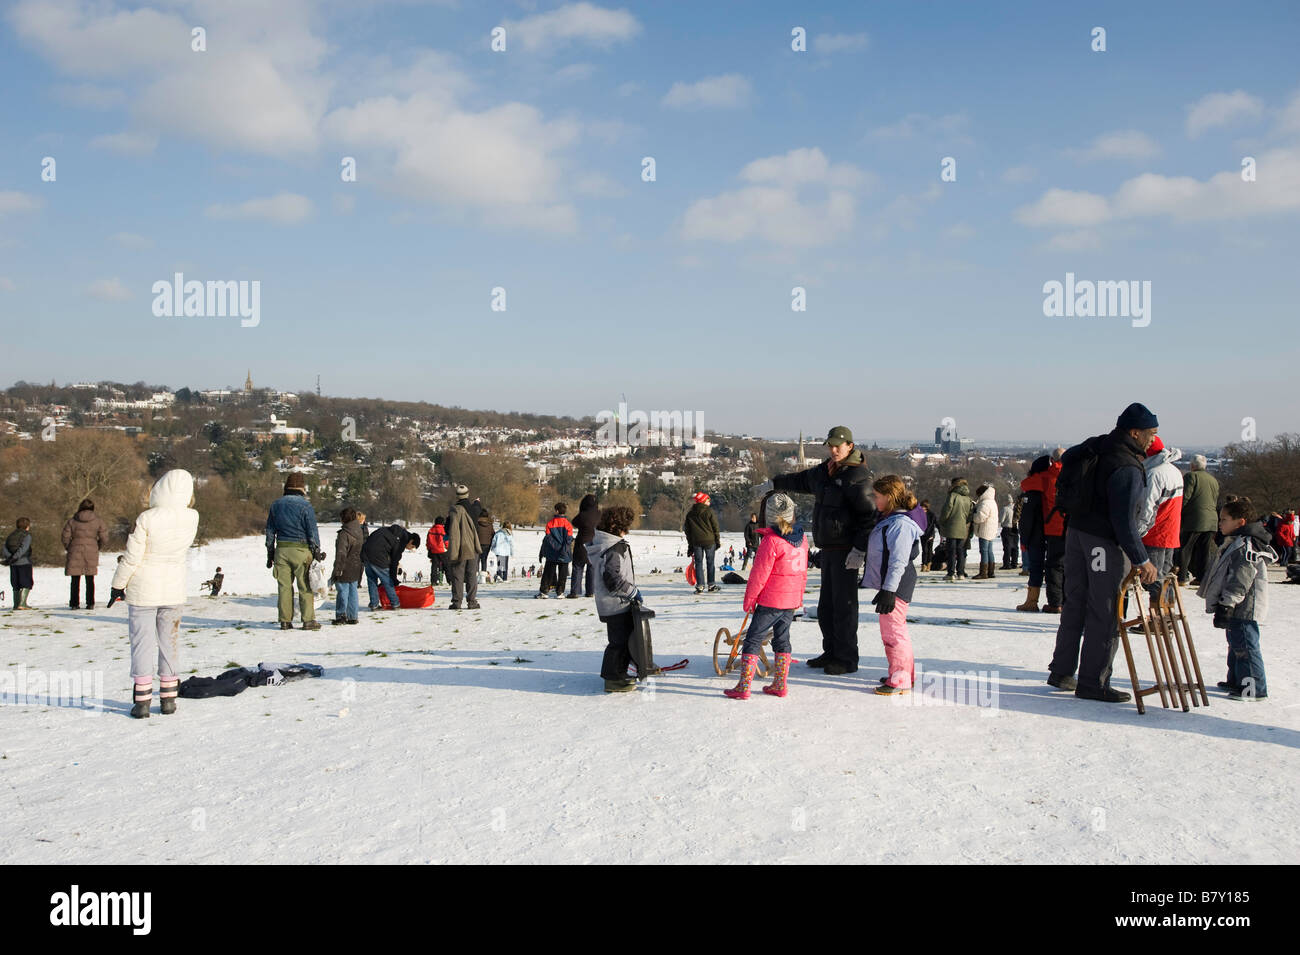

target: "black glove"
[314,549,326,562]
[808,550,821,569]
[267,547,275,569]
[107,587,126,608]
[1212,605,1231,629]
[872,590,897,615]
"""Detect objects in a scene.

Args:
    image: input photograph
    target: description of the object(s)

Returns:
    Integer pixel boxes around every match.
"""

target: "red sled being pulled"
[377,585,436,609]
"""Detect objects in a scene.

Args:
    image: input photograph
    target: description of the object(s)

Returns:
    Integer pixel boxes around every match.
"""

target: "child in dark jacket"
[538,503,575,598]
[726,493,808,700]
[862,476,923,695]
[588,506,643,693]
[1198,498,1273,700]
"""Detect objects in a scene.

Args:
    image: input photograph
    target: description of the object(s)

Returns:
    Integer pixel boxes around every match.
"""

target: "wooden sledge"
[1117,569,1209,715]
[712,611,773,678]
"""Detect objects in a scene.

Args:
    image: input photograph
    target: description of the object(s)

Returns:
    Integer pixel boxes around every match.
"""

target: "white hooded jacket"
[972,486,999,541]
[111,469,200,606]
[1136,446,1183,538]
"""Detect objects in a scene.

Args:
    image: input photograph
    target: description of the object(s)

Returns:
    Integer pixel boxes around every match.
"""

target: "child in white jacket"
[110,470,200,719]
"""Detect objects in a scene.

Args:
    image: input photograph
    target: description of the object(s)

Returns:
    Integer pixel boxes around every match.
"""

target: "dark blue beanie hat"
[1116,402,1158,430]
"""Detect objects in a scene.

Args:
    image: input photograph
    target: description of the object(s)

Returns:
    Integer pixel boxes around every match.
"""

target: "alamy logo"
[595,402,706,457]
[50,885,151,935]
[1042,272,1150,328]
[151,273,260,327]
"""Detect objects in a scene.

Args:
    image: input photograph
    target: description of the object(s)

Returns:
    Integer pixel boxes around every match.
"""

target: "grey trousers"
[1146,546,1174,602]
[129,604,183,680]
[1049,528,1130,689]
[447,558,478,607]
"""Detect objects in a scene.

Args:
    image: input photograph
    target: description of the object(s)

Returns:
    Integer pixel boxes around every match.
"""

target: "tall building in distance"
[934,424,975,454]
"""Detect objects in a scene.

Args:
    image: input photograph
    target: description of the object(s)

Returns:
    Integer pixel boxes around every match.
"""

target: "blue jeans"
[978,538,995,563]
[1025,536,1046,587]
[1225,619,1267,697]
[692,545,716,587]
[743,605,794,655]
[364,562,399,609]
[335,580,359,620]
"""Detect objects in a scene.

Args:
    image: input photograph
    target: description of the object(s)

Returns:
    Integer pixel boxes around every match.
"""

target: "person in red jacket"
[426,518,448,585]
[1277,511,1296,567]
[1019,447,1067,613]
[1136,436,1184,604]
[537,503,576,598]
[726,492,808,700]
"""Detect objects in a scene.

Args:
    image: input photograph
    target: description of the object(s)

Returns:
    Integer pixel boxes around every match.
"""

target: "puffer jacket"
[1138,446,1183,547]
[62,509,107,576]
[1198,522,1274,622]
[331,519,364,584]
[1021,462,1065,537]
[1182,470,1220,534]
[540,516,575,562]
[971,486,999,541]
[939,482,973,538]
[1,530,32,566]
[426,523,447,555]
[772,449,876,550]
[445,501,480,561]
[111,469,200,606]
[491,529,513,556]
[683,502,721,549]
[742,524,809,613]
[476,513,495,554]
[861,510,922,603]
[588,529,637,621]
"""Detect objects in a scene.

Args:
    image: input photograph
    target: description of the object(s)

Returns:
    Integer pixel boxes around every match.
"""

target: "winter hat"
[1146,435,1165,457]
[824,425,853,446]
[456,484,469,498]
[284,472,306,492]
[693,491,710,505]
[767,492,795,526]
[1116,402,1159,431]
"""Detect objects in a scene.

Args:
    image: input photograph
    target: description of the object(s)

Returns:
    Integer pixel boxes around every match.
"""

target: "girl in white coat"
[110,470,200,719]
[971,485,1000,579]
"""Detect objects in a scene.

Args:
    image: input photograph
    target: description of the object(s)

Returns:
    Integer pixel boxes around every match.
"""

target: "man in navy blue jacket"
[265,472,323,630]
[1047,404,1160,703]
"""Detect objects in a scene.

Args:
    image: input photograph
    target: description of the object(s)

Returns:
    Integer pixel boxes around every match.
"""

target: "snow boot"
[1041,603,1062,614]
[1019,567,1029,576]
[302,620,322,631]
[604,678,636,693]
[16,589,31,609]
[763,652,792,697]
[987,563,996,579]
[805,653,829,668]
[874,682,910,696]
[1015,586,1041,612]
[130,682,152,719]
[279,621,293,630]
[972,562,990,580]
[1075,683,1131,703]
[159,679,178,715]
[724,653,758,700]
[707,584,721,593]
[1047,673,1077,691]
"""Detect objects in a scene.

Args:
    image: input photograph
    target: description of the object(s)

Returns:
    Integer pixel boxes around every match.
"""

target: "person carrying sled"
[588,505,645,693]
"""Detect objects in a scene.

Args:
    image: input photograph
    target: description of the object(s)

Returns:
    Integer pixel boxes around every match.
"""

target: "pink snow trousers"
[879,597,913,688]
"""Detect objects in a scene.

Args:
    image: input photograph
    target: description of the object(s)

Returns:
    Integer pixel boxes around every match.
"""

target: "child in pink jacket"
[725,493,809,700]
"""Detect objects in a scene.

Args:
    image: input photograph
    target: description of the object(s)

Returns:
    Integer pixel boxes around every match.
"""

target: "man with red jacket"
[426,518,448,585]
[1136,436,1183,603]
[1017,447,1066,613]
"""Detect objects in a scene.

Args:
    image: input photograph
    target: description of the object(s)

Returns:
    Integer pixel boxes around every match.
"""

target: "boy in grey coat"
[1198,499,1272,700]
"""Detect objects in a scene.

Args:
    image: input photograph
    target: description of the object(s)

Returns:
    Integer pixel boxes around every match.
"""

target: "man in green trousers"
[265,472,324,630]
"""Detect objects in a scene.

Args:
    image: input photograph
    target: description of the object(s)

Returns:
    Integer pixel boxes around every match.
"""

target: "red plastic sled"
[685,562,696,587]
[377,585,435,609]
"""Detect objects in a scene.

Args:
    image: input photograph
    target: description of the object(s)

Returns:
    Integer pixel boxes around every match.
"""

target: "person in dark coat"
[742,512,759,570]
[2,517,34,609]
[1047,403,1160,703]
[756,425,877,675]
[62,498,107,609]
[361,522,418,610]
[330,507,365,624]
[475,508,495,577]
[445,485,481,609]
[919,499,937,570]
[568,494,600,598]
[683,492,722,593]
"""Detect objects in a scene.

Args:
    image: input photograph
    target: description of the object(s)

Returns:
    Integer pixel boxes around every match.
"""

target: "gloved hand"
[754,480,774,496]
[267,547,275,569]
[872,590,897,615]
[844,548,866,571]
[632,589,643,604]
[107,587,126,608]
[808,550,821,569]
[314,549,326,562]
[1212,605,1232,629]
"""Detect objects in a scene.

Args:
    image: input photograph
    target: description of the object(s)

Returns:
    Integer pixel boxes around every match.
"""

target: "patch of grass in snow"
[70,644,80,648]
[223,660,241,669]
[187,629,199,633]
[513,657,533,664]
[537,614,549,619]
[488,661,499,666]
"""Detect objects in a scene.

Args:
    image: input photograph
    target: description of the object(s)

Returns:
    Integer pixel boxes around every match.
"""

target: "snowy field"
[2,526,1297,865]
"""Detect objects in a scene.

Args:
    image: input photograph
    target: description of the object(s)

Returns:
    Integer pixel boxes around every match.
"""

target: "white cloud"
[1045,229,1102,251]
[1065,129,1162,162]
[681,149,868,247]
[86,277,131,301]
[1002,164,1036,183]
[9,1,191,77]
[503,3,642,52]
[0,192,43,217]
[554,62,596,83]
[662,74,752,110]
[1016,146,1300,228]
[1186,90,1265,138]
[205,193,314,224]
[91,131,158,155]
[573,172,626,199]
[869,112,972,143]
[109,231,152,249]
[813,32,868,53]
[1276,90,1300,136]
[0,277,15,292]
[53,82,126,109]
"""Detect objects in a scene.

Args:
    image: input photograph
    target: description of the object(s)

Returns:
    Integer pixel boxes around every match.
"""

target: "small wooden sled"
[1117,569,1209,715]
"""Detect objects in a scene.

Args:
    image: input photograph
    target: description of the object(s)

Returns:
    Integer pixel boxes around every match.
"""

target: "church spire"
[244,369,253,392]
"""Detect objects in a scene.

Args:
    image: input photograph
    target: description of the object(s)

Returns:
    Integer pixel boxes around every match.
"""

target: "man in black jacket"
[568,494,600,598]
[742,513,759,570]
[757,425,876,674]
[1047,403,1160,703]
[361,523,418,610]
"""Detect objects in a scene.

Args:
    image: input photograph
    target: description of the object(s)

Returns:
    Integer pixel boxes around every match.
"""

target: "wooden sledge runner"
[1117,569,1209,715]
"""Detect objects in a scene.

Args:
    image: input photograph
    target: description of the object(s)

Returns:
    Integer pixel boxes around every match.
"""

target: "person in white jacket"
[491,522,513,581]
[971,485,1000,579]
[109,470,200,719]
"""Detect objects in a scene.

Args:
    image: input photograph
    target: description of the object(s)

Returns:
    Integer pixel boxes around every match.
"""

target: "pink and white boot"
[763,652,792,697]
[724,653,758,700]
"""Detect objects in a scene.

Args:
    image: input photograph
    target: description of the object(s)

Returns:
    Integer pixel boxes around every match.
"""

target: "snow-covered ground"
[2,526,1297,864]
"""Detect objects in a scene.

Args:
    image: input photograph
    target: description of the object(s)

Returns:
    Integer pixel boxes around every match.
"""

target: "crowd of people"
[0,402,1286,714]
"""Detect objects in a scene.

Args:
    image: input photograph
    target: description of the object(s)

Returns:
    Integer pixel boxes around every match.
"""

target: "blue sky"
[1,0,1298,446]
